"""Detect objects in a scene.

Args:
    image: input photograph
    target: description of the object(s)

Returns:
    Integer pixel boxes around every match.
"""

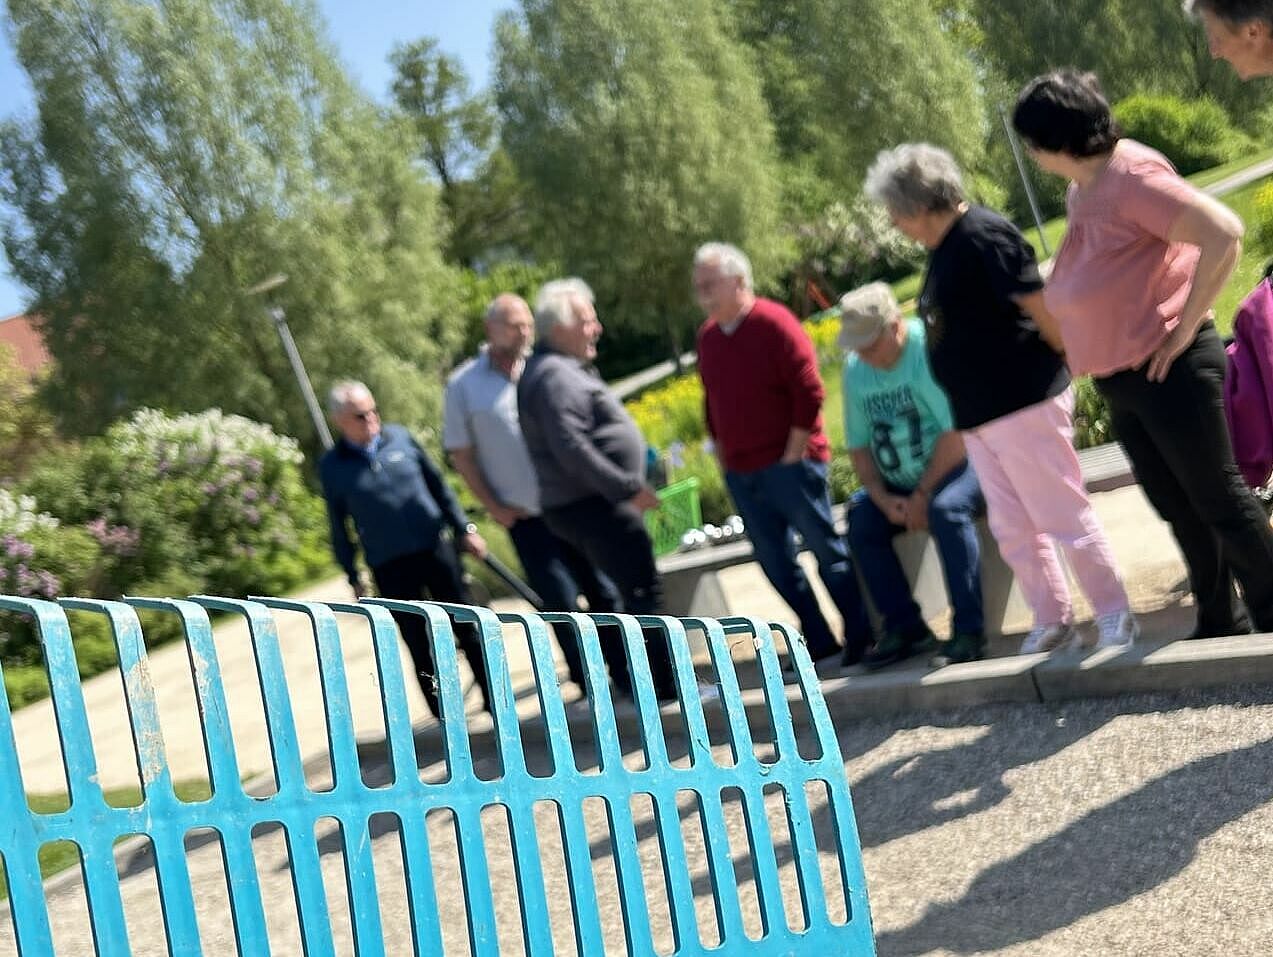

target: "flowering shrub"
[23,409,331,601]
[1,410,335,706]
[792,198,925,298]
[627,374,708,450]
[0,490,113,704]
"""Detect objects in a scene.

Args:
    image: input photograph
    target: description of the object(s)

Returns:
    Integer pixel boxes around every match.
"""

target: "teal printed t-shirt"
[843,318,955,491]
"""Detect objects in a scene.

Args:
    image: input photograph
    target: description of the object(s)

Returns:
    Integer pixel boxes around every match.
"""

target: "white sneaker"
[1019,621,1076,654]
[1095,610,1139,649]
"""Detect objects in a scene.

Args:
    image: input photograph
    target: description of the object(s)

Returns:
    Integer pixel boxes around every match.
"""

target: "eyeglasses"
[351,408,378,422]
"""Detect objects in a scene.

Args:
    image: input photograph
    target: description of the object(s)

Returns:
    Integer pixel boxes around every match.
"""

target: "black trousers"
[508,515,620,689]
[543,496,678,699]
[1097,322,1273,635]
[371,541,493,718]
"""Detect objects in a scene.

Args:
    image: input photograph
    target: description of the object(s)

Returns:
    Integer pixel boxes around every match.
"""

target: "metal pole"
[1000,103,1051,258]
[268,305,334,451]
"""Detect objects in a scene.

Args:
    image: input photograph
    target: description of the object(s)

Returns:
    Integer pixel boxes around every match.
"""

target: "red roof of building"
[0,313,51,376]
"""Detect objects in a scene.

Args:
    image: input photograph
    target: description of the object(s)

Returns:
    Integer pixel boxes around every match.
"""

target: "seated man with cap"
[840,282,988,668]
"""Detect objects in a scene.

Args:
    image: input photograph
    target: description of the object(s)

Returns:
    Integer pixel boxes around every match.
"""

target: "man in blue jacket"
[319,380,491,719]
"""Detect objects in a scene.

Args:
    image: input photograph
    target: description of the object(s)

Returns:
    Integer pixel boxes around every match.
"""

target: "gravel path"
[5,683,1273,955]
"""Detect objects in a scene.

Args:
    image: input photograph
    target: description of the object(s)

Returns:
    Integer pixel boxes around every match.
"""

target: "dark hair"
[1186,0,1273,28]
[1011,70,1122,158]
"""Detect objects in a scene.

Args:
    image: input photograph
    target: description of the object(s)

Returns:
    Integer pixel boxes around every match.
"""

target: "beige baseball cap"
[838,282,900,352]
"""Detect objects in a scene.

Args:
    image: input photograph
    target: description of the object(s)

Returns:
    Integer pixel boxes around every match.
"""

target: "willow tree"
[0,0,458,446]
[494,0,788,359]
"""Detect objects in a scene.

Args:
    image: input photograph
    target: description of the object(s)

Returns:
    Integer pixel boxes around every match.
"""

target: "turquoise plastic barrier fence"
[0,595,875,954]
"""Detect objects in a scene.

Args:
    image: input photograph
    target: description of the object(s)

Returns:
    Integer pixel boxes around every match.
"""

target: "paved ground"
[5,683,1273,955]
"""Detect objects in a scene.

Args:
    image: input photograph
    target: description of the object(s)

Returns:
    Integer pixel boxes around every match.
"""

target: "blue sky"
[0,0,513,318]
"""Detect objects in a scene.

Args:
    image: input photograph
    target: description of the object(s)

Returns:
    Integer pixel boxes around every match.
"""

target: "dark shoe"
[862,624,935,671]
[1188,620,1252,640]
[932,631,985,666]
[841,641,869,668]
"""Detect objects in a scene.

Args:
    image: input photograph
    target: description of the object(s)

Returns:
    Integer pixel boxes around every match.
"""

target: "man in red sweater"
[693,242,872,666]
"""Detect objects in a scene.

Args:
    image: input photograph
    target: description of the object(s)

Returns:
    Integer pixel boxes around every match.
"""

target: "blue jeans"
[509,515,621,690]
[725,459,871,655]
[847,461,985,637]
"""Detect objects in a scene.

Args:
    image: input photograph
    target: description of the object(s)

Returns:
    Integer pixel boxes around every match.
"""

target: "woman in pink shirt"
[1013,69,1273,640]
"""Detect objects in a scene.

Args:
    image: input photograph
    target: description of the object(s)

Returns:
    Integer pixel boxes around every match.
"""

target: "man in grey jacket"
[517,278,677,700]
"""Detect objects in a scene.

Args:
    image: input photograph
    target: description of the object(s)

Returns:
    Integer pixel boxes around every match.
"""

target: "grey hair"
[484,292,529,325]
[328,380,372,414]
[693,242,753,290]
[1185,0,1273,27]
[864,143,966,218]
[534,278,594,340]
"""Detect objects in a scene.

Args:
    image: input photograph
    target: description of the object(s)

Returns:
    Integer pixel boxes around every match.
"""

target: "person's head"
[329,380,380,446]
[534,278,602,362]
[838,282,905,369]
[484,293,535,359]
[864,143,967,248]
[1011,70,1122,176]
[692,242,755,323]
[1186,1,1273,78]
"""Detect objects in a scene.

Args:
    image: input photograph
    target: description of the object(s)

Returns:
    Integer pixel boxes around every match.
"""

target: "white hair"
[864,143,966,218]
[534,278,594,340]
[328,379,372,414]
[693,242,753,290]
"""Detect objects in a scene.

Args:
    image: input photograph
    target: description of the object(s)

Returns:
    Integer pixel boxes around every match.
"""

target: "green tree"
[494,0,788,359]
[389,37,529,267]
[0,0,458,447]
[965,0,1267,127]
[727,0,986,213]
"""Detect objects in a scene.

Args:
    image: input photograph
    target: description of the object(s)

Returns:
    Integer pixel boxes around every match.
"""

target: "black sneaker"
[932,631,985,666]
[862,624,935,671]
[841,641,869,668]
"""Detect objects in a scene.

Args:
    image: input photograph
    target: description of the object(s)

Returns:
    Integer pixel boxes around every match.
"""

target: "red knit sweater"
[696,297,829,474]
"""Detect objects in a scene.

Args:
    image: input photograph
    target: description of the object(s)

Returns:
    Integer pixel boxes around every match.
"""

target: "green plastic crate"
[646,477,702,557]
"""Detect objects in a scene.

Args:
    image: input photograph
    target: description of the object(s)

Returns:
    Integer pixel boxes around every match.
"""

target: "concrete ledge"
[810,655,1043,720]
[1033,633,1273,702]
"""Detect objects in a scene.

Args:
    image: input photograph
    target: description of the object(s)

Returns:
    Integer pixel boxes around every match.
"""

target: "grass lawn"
[0,779,214,900]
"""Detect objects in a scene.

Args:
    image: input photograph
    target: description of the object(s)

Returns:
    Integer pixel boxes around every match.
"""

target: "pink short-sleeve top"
[1043,139,1202,377]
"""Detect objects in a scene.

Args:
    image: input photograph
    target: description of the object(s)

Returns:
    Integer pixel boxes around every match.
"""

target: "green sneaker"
[863,623,935,671]
[934,631,985,666]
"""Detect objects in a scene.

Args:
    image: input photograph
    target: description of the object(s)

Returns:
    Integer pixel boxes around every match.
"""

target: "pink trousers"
[963,387,1130,627]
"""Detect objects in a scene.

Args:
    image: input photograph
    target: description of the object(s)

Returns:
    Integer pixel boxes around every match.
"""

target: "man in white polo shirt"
[444,293,620,695]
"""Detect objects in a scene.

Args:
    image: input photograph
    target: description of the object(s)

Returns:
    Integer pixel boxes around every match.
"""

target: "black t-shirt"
[919,205,1070,430]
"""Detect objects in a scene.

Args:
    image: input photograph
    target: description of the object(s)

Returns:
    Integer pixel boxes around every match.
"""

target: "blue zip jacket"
[318,423,470,585]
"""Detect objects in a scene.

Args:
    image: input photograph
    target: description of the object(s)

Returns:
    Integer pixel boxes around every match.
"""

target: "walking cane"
[475,552,545,610]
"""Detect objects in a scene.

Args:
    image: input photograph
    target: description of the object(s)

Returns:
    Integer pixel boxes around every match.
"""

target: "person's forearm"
[850,448,889,508]
[1016,290,1065,354]
[1170,199,1244,335]
[1180,234,1241,334]
[914,432,966,496]
[782,427,811,462]
[450,448,503,513]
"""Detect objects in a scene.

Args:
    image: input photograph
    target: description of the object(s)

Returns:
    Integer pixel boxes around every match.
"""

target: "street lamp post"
[245,274,334,451]
[999,103,1052,259]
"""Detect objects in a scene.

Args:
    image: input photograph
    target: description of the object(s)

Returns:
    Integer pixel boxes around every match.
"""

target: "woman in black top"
[864,142,1138,656]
